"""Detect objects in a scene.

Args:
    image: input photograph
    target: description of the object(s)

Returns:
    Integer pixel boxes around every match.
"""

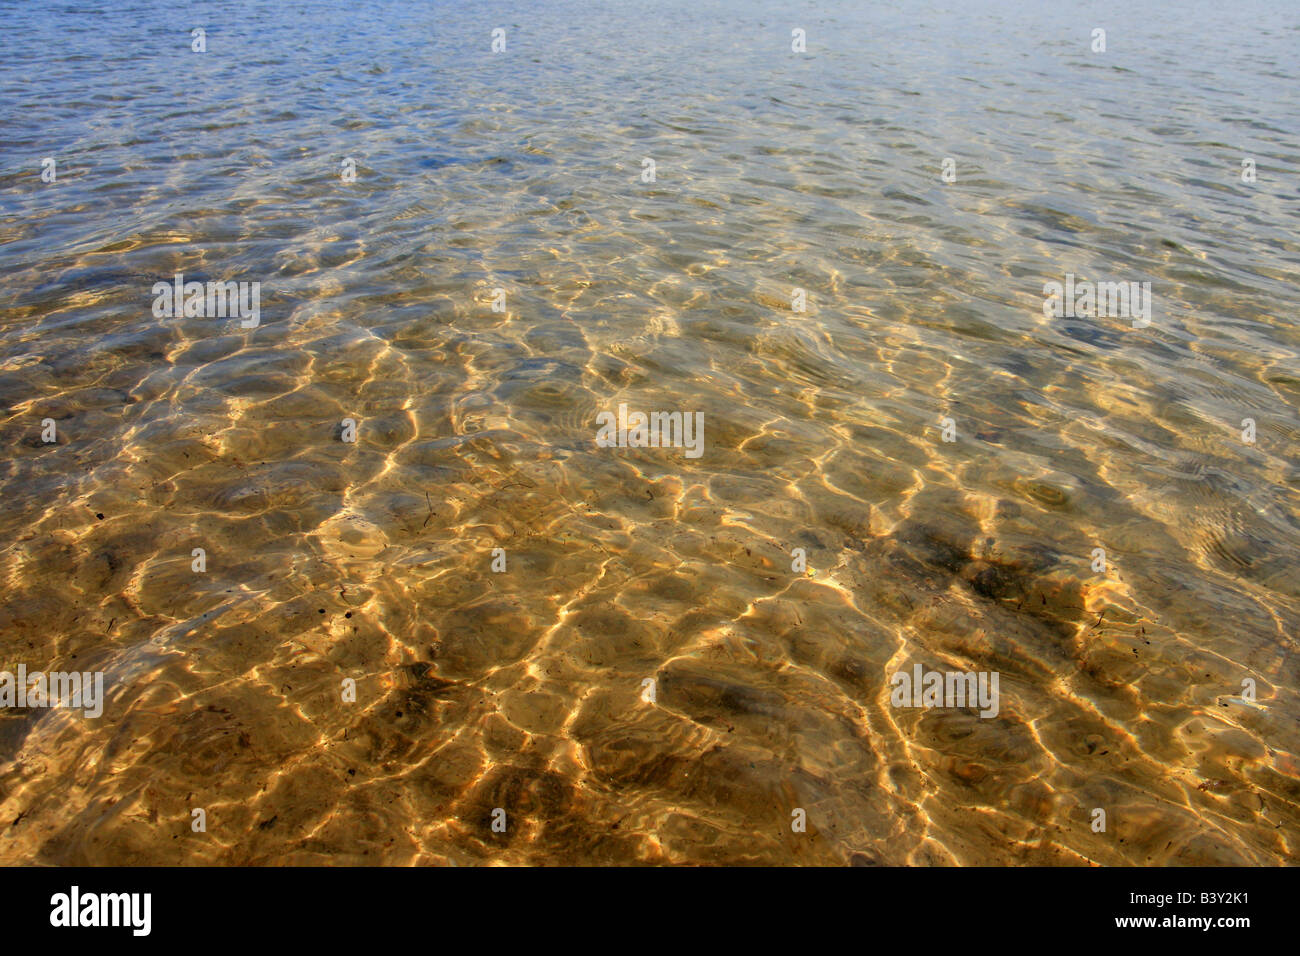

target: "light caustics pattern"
[0,0,1297,865]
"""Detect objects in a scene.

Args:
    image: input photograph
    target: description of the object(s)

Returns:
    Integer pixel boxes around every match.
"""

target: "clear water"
[1,0,1298,864]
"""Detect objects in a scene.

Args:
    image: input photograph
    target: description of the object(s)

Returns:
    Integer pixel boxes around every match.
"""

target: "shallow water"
[1,0,1298,865]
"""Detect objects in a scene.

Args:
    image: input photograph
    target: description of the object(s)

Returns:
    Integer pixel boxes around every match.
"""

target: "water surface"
[1,0,1298,865]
